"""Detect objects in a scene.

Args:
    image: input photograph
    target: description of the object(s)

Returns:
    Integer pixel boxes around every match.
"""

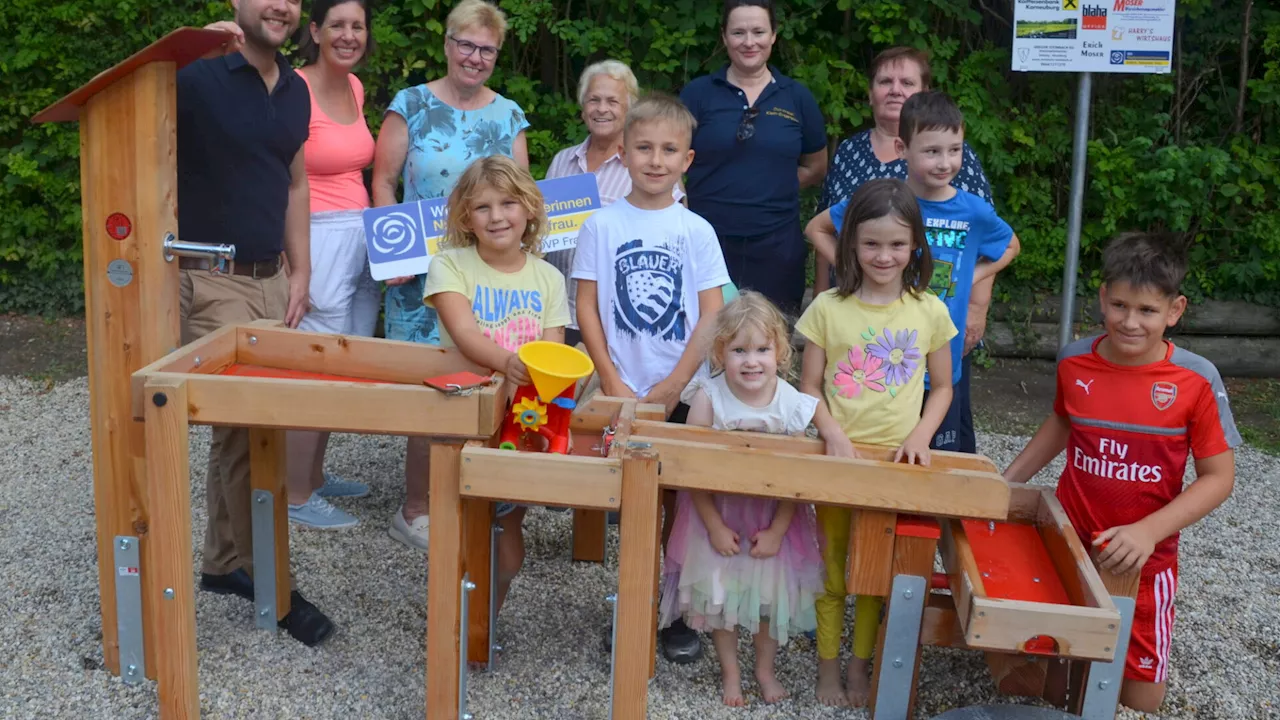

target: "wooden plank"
[143,378,198,716]
[425,442,465,720]
[462,497,493,668]
[130,324,238,419]
[631,420,1000,472]
[180,374,491,436]
[965,597,1120,661]
[940,519,986,638]
[888,533,939,719]
[847,510,896,596]
[638,436,1010,519]
[919,594,966,647]
[571,394,666,433]
[1036,490,1114,610]
[986,652,1049,697]
[459,448,622,510]
[248,428,291,620]
[572,510,608,563]
[612,448,661,720]
[235,325,488,385]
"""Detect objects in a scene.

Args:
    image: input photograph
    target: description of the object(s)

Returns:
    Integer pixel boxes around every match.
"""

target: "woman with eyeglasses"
[680,0,827,319]
[370,0,529,552]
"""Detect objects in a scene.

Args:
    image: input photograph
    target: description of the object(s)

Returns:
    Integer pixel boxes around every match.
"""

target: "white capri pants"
[299,209,380,337]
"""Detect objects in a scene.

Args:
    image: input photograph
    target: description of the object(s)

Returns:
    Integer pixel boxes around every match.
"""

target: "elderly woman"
[371,0,529,551]
[814,46,993,294]
[544,60,684,347]
[680,0,827,318]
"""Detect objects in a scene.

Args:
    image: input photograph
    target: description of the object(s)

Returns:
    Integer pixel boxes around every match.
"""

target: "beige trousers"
[180,268,292,584]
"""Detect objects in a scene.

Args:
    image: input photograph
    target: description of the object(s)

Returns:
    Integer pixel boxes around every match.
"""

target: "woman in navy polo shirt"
[680,0,827,318]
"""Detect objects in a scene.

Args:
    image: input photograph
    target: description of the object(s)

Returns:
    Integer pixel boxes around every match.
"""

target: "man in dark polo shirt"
[178,0,330,646]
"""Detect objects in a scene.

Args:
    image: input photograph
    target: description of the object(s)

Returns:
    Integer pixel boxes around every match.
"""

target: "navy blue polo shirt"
[680,66,826,237]
[177,52,310,262]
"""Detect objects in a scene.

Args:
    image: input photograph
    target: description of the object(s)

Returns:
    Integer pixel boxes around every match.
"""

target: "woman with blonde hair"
[371,0,531,551]
[544,60,685,347]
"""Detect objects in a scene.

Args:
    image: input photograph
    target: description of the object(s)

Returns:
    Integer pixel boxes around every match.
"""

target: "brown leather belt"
[178,256,282,278]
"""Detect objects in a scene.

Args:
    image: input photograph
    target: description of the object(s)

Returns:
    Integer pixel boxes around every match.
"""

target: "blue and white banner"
[363,173,602,281]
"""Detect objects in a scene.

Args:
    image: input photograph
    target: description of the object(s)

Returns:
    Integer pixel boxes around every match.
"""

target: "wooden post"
[248,429,291,620]
[462,497,493,667]
[426,442,465,719]
[868,517,939,718]
[571,510,608,563]
[847,509,897,596]
[612,448,661,720]
[32,28,229,679]
[143,378,198,717]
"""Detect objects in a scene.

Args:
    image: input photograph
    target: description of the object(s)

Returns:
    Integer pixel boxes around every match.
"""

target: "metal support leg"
[112,536,145,683]
[1079,595,1136,720]
[461,575,475,720]
[607,594,619,719]
[250,489,277,630]
[489,523,503,668]
[873,574,928,720]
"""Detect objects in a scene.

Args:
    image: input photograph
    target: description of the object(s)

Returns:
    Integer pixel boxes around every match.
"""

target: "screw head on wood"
[193,356,202,367]
[248,335,258,345]
[152,392,168,407]
[163,588,175,600]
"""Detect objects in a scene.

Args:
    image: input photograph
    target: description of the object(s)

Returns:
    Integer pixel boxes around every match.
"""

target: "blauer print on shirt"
[925,217,970,302]
[613,239,687,341]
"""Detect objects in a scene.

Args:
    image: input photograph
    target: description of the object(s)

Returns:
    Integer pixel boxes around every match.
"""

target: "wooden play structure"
[428,405,1139,720]
[36,27,1140,720]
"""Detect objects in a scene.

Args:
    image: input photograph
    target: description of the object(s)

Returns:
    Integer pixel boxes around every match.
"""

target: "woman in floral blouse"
[815,47,992,294]
[370,0,529,551]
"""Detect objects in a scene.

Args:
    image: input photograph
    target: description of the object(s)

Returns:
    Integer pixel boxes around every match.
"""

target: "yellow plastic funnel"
[518,341,595,401]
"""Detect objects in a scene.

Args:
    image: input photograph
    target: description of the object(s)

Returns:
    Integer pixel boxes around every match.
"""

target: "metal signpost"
[1012,0,1177,348]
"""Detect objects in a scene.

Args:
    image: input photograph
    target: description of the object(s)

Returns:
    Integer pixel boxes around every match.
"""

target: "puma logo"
[1076,378,1095,395]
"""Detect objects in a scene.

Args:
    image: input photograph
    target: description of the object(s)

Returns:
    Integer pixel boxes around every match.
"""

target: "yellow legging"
[815,506,883,661]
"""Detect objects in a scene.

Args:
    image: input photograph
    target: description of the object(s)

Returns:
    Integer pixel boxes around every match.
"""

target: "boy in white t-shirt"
[572,92,730,663]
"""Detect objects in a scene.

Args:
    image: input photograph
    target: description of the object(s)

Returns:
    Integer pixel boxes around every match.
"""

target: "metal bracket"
[250,489,277,631]
[460,575,475,720]
[873,574,927,720]
[163,231,236,274]
[1079,595,1136,720]
[112,535,145,683]
[488,523,503,668]
[606,594,619,719]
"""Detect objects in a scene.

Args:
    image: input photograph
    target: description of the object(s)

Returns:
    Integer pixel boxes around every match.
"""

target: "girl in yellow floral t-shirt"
[794,178,957,707]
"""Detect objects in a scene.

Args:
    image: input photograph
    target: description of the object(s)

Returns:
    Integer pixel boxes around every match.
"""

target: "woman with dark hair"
[679,0,828,319]
[285,0,378,529]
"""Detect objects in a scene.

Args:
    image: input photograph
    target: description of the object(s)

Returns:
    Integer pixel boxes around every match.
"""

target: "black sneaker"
[278,591,334,647]
[659,618,702,664]
[199,568,254,602]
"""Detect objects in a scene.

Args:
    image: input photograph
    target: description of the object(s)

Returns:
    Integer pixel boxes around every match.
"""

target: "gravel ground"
[1,376,1277,719]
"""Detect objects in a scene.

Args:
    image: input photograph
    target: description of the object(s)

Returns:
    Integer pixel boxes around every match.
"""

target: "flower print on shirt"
[866,327,921,389]
[833,346,887,398]
[466,120,505,159]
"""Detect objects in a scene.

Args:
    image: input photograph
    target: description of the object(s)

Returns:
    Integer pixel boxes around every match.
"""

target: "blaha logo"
[1082,4,1107,30]
[612,239,686,341]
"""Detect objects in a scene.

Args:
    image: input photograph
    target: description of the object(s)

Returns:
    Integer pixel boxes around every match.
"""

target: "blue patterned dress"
[817,129,992,212]
[382,85,529,344]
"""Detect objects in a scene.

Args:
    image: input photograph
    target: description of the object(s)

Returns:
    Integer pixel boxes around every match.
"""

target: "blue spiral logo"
[370,212,419,257]
[1110,51,1125,65]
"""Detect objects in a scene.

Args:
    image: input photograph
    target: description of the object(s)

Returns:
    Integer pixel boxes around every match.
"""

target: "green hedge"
[3,0,1278,315]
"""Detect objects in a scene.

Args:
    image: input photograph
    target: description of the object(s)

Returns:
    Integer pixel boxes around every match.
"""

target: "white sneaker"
[389,506,430,551]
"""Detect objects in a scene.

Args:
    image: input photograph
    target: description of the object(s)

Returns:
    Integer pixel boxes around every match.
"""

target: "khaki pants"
[180,268,292,584]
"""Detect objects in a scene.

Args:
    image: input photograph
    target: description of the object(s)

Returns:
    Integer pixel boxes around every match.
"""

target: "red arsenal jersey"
[1053,335,1241,571]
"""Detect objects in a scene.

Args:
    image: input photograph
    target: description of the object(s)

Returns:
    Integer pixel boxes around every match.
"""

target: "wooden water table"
[128,320,505,715]
[429,414,1137,720]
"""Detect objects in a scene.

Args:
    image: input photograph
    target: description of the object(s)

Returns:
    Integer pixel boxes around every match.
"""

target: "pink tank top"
[298,71,375,212]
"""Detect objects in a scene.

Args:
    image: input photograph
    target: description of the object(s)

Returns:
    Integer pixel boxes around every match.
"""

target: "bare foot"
[816,658,848,707]
[722,665,745,707]
[755,664,789,703]
[846,656,872,707]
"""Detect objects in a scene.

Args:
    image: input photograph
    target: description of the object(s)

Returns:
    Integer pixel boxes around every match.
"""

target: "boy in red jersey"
[1003,232,1239,713]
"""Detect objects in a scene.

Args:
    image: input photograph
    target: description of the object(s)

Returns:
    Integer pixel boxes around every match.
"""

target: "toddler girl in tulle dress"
[658,291,824,706]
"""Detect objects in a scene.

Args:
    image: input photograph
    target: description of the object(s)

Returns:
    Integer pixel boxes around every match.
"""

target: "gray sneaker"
[315,471,370,499]
[288,493,359,529]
